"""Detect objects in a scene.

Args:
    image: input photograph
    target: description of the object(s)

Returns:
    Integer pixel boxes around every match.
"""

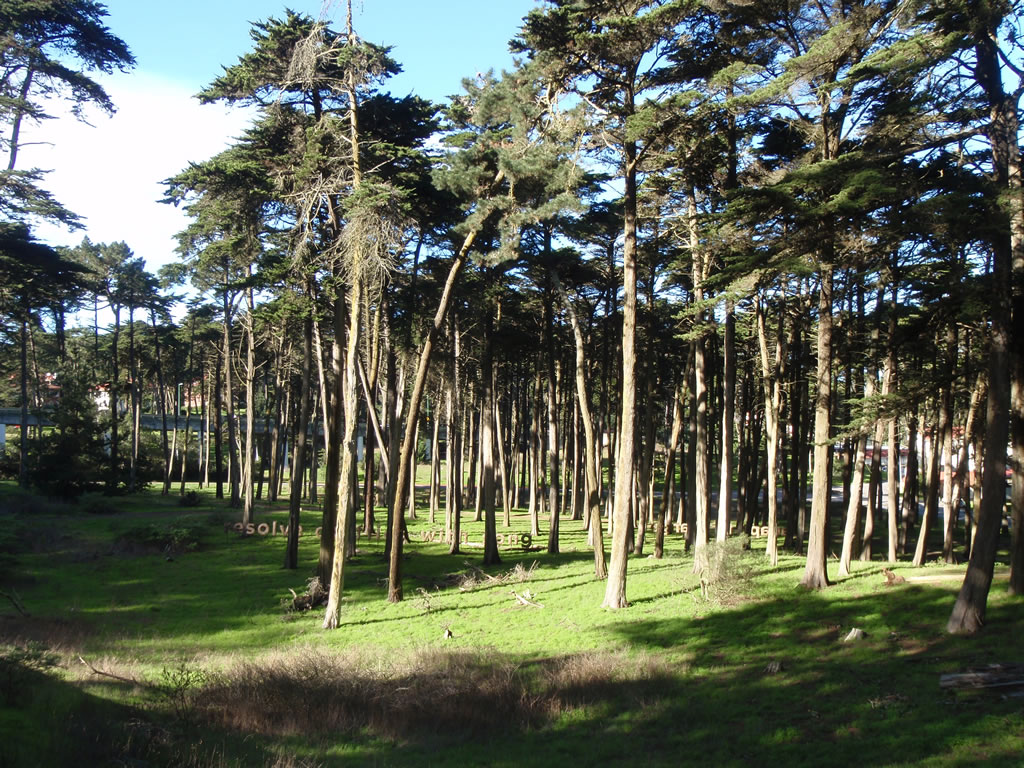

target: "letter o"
[257,523,270,536]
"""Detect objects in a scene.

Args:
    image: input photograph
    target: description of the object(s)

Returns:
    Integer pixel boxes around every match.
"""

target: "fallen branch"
[940,664,1024,691]
[79,655,142,686]
[0,589,28,617]
[511,590,544,608]
[464,562,501,584]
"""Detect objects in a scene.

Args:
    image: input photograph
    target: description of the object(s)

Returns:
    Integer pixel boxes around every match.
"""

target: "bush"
[158,660,208,726]
[26,368,107,499]
[693,537,757,604]
[0,443,18,480]
[0,642,60,705]
[116,520,205,555]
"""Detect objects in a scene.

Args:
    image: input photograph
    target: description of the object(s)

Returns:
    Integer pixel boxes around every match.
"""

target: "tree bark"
[602,133,639,610]
[801,265,833,589]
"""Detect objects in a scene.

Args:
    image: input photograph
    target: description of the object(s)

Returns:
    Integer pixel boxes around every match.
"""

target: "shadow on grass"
[174,582,1024,768]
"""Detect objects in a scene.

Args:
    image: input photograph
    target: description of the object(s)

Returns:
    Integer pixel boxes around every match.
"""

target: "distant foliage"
[27,367,107,498]
[116,520,205,555]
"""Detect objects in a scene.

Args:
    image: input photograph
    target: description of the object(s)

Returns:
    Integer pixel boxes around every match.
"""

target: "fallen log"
[940,664,1024,691]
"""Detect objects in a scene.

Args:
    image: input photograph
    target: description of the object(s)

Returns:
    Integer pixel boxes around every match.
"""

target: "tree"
[515,0,689,609]
[0,0,132,220]
[938,0,1023,631]
[0,223,89,485]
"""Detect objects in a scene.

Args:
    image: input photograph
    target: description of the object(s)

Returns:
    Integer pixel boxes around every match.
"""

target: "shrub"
[158,660,208,726]
[116,520,205,555]
[0,641,60,705]
[693,537,757,604]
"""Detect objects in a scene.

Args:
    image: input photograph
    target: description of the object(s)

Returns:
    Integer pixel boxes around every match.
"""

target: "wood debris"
[940,664,1024,693]
[882,569,906,586]
[510,590,544,608]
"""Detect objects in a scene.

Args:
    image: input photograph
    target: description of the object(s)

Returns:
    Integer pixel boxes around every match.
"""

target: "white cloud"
[20,70,254,273]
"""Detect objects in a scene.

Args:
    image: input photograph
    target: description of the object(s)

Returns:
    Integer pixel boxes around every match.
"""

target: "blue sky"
[99,0,537,98]
[25,1,536,272]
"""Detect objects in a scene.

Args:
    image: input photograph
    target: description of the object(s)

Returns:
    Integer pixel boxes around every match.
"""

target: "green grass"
[0,479,1021,766]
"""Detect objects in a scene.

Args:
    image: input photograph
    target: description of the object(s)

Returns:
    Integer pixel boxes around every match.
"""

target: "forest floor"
[0,481,1021,766]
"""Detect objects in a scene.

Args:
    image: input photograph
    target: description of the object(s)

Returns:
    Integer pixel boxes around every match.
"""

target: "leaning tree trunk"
[554,270,606,578]
[386,231,479,603]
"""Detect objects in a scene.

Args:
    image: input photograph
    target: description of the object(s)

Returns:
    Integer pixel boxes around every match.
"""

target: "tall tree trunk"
[602,133,639,610]
[494,380,512,528]
[322,272,365,620]
[544,275,561,555]
[222,287,240,507]
[913,406,941,567]
[285,314,313,570]
[687,189,711,572]
[756,294,786,566]
[716,300,736,542]
[948,16,1020,631]
[480,312,501,566]
[151,310,171,495]
[656,386,683,560]
[242,285,257,526]
[17,319,29,488]
[109,305,121,489]
[554,270,606,577]
[448,312,464,555]
[128,303,139,492]
[801,264,834,589]
[900,409,920,556]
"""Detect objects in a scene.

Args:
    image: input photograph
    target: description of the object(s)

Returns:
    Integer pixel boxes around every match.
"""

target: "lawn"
[0,481,1021,767]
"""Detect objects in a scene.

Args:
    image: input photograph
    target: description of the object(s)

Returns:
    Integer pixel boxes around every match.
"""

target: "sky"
[22,0,537,275]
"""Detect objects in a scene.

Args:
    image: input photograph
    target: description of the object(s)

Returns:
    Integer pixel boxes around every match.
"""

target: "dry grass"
[534,650,677,715]
[431,559,540,592]
[0,614,94,655]
[197,647,675,742]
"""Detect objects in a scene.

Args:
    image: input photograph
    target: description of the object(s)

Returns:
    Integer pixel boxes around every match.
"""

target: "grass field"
[0,480,1021,767]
